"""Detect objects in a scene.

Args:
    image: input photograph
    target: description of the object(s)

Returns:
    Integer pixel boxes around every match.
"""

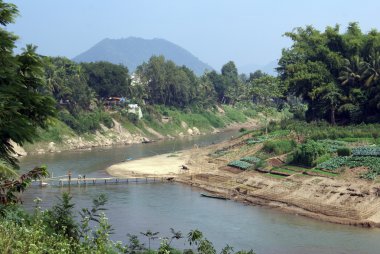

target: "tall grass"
[263,139,297,155]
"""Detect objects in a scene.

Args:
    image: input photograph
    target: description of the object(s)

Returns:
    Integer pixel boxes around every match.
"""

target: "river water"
[20,131,380,254]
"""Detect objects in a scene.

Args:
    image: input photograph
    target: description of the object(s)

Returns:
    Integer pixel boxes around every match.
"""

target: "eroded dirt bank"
[107,132,380,228]
[22,119,257,156]
[176,135,380,228]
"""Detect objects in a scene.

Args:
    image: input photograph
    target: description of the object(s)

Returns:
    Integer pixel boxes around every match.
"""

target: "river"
[20,131,380,254]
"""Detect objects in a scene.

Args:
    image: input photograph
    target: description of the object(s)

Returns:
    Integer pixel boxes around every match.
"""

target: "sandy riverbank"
[106,130,380,228]
[106,151,191,177]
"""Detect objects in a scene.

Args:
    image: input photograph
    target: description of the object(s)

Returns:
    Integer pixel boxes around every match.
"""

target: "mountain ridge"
[73,37,213,75]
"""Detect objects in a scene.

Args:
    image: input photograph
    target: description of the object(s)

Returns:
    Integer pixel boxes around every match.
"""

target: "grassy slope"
[24,105,257,152]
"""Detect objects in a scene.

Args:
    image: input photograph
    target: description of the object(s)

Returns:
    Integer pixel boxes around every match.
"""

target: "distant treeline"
[42,56,276,111]
[45,23,380,126]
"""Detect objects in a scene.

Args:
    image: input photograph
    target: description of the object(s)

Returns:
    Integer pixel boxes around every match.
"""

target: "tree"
[140,230,159,250]
[0,166,48,204]
[81,61,131,98]
[310,82,342,124]
[207,70,225,103]
[248,70,266,81]
[361,51,380,87]
[168,228,183,246]
[44,192,79,240]
[43,57,96,113]
[279,23,380,123]
[136,55,198,107]
[187,229,203,246]
[249,76,283,134]
[221,61,239,104]
[339,56,363,86]
[0,1,56,168]
[250,76,282,105]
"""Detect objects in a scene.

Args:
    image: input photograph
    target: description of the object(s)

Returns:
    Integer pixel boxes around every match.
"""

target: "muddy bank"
[177,177,380,228]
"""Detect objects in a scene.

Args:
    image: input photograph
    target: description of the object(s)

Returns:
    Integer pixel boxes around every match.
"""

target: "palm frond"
[0,160,18,179]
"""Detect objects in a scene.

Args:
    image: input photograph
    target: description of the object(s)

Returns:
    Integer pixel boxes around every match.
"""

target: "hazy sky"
[7,0,380,70]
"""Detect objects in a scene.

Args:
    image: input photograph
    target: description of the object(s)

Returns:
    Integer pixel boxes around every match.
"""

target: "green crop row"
[317,156,380,180]
[319,139,348,152]
[246,130,291,145]
[227,160,253,170]
[316,156,350,171]
[240,156,262,164]
[352,146,380,156]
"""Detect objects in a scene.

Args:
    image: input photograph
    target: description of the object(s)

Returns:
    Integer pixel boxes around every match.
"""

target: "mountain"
[73,37,213,75]
[238,60,278,76]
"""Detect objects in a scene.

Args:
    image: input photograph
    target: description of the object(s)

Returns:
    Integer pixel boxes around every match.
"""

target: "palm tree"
[168,228,183,246]
[310,83,342,125]
[339,56,363,86]
[140,230,159,250]
[361,51,380,87]
[187,229,203,246]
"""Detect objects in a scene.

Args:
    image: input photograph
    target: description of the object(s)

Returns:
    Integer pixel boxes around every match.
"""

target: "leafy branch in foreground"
[0,165,48,205]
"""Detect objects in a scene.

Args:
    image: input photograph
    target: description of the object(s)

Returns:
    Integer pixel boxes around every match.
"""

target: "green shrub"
[239,127,247,132]
[58,110,116,133]
[337,147,352,156]
[291,140,327,167]
[58,110,80,131]
[127,113,139,124]
[315,153,332,165]
[263,139,297,155]
[76,112,100,133]
[99,111,114,128]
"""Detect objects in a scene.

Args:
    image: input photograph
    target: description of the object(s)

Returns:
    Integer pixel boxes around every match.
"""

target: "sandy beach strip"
[106,151,190,177]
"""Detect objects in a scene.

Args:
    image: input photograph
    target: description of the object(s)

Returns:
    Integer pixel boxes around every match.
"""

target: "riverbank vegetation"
[0,193,255,254]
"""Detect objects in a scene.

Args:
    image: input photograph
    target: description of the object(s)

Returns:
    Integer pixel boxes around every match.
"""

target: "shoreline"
[20,119,258,157]
[106,133,380,229]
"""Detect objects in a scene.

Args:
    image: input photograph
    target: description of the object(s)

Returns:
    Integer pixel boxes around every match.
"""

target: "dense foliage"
[279,23,380,124]
[81,61,131,99]
[0,2,56,168]
[291,140,328,167]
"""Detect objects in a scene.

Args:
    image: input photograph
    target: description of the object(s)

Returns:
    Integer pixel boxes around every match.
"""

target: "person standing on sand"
[68,170,72,182]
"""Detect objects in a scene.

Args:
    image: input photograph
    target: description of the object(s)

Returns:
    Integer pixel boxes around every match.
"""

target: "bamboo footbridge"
[36,175,177,187]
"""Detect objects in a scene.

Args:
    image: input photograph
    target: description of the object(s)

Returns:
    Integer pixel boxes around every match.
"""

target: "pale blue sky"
[7,0,380,70]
